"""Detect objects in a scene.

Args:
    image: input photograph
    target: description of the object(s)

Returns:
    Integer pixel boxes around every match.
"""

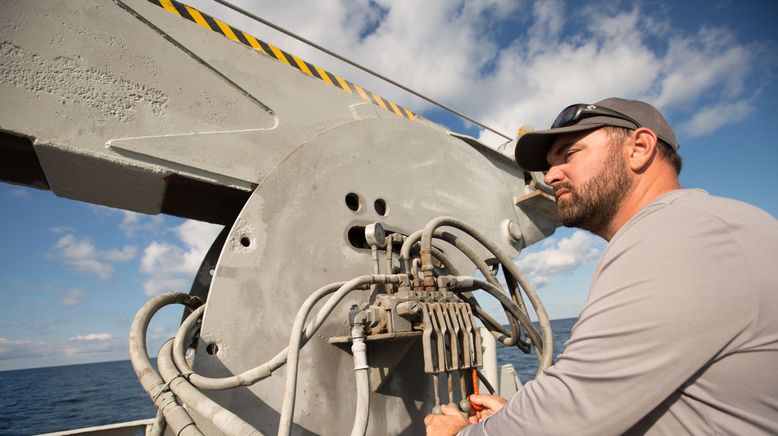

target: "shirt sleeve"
[461,203,756,435]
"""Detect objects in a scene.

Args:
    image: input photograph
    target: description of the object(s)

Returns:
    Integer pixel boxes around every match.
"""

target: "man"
[425,98,778,435]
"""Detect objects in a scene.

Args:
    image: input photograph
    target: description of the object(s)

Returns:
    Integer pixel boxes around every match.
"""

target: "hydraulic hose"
[171,282,347,390]
[128,292,203,436]
[466,278,540,353]
[350,323,370,436]
[449,276,551,374]
[401,228,525,348]
[432,230,524,347]
[148,408,166,436]
[502,271,532,353]
[277,274,402,436]
[398,232,457,276]
[418,217,553,370]
[157,339,261,435]
[135,217,550,435]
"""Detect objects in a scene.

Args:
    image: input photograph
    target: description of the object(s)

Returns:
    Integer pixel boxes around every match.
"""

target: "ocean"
[1,318,576,435]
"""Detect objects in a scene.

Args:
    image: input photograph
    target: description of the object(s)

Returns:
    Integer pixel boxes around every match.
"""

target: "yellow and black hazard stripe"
[147,0,417,121]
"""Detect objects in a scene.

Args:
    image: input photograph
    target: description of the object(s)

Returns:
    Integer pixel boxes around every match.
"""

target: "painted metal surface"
[146,0,417,121]
[194,115,552,434]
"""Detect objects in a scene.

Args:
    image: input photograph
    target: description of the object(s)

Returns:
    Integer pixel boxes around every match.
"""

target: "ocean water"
[1,318,576,435]
[500,317,578,384]
[0,360,156,436]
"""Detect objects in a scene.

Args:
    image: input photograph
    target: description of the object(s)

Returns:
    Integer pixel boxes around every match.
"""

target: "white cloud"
[478,8,762,144]
[0,337,42,360]
[148,323,180,345]
[69,333,113,341]
[517,231,603,287]
[680,99,753,137]
[61,288,83,307]
[119,211,165,237]
[0,333,124,365]
[104,245,137,262]
[139,220,223,296]
[183,1,766,147]
[142,276,191,297]
[653,27,750,109]
[47,234,137,279]
[176,220,224,254]
[63,333,123,356]
[0,337,32,346]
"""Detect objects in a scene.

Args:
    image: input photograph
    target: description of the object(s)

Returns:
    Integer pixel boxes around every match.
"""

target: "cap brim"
[515,123,605,172]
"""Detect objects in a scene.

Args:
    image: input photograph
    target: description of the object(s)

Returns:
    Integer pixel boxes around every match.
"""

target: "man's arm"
[459,206,755,435]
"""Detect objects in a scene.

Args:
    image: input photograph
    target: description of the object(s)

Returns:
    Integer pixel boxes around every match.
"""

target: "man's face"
[543,128,633,235]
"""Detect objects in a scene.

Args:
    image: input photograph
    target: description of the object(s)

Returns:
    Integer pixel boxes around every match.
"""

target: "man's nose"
[543,165,562,186]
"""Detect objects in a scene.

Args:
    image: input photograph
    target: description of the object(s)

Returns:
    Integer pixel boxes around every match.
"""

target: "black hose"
[476,369,495,395]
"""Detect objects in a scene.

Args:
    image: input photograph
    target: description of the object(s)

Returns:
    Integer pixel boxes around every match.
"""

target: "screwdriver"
[471,368,483,411]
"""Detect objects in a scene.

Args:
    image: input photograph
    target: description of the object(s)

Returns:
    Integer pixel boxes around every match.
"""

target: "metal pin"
[431,373,442,415]
[459,371,471,413]
[446,372,455,408]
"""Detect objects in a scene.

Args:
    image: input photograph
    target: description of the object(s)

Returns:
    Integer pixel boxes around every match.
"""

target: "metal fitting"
[502,219,523,244]
[365,223,386,248]
[396,300,420,317]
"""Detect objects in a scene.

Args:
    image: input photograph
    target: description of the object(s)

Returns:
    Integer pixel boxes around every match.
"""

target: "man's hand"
[469,394,508,423]
[424,404,470,436]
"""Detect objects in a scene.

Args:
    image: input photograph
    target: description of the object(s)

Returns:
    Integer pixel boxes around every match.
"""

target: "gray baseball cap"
[514,97,679,171]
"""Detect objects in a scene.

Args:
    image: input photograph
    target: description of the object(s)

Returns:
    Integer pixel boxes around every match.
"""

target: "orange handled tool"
[471,368,483,411]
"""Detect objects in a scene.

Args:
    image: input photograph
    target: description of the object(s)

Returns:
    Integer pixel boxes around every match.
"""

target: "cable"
[278,274,402,436]
[416,216,553,372]
[431,230,524,347]
[128,292,204,436]
[503,266,532,353]
[401,228,524,347]
[134,216,550,434]
[210,0,512,140]
[350,323,370,436]
[157,340,261,435]
[171,282,347,390]
[401,223,534,351]
[148,408,166,436]
[450,277,542,357]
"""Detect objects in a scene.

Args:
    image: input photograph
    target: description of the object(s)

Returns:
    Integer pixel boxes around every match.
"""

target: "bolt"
[503,219,523,243]
[509,221,522,239]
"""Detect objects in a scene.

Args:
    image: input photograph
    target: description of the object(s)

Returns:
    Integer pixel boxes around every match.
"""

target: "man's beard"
[555,146,632,234]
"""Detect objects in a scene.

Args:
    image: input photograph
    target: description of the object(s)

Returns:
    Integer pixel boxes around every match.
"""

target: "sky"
[1,0,777,371]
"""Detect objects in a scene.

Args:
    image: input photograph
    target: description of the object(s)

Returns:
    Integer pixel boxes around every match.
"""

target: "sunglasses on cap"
[551,104,641,129]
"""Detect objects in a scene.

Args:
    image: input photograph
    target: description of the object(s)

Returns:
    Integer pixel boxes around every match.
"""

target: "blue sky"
[1,0,777,371]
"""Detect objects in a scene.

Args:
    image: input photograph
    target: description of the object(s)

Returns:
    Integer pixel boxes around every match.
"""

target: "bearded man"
[425,98,778,435]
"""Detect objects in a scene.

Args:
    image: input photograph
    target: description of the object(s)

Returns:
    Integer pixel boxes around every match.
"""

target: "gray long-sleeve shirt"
[462,189,778,435]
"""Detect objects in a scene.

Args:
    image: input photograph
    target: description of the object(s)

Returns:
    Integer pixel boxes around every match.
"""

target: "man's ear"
[628,128,658,172]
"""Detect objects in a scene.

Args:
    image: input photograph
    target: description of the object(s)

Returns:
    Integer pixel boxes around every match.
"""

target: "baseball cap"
[514,97,679,171]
